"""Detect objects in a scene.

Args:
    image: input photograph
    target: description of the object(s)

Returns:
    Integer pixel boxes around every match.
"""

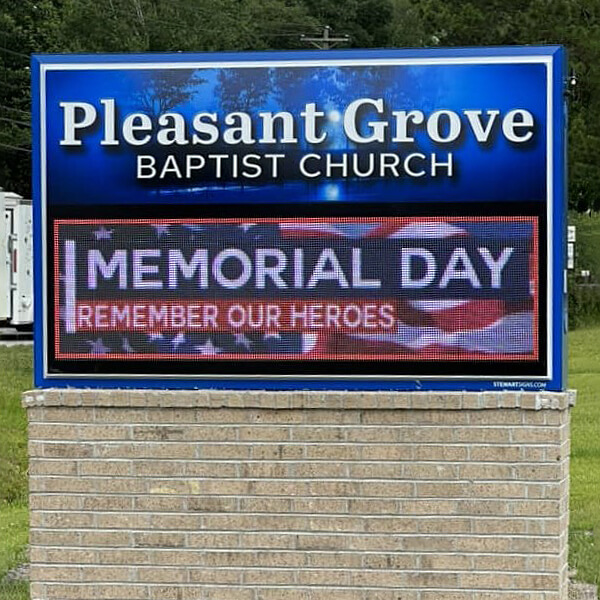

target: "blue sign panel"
[32,47,566,390]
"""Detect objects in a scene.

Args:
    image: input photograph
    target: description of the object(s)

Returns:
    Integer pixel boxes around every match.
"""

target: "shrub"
[568,282,600,330]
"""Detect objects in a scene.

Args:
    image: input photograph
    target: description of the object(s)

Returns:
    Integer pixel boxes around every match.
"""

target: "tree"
[216,67,272,115]
[0,0,68,196]
[299,0,423,48]
[133,70,207,118]
[1,0,600,210]
[413,0,600,211]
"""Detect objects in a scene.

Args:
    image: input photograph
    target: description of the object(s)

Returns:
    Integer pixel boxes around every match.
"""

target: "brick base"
[24,389,572,600]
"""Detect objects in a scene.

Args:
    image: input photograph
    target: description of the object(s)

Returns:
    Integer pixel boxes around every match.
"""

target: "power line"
[300,26,350,49]
[54,0,315,34]
[258,32,311,38]
[0,104,30,117]
[0,141,31,153]
[64,1,319,37]
[253,22,322,32]
[0,115,30,127]
[0,46,29,60]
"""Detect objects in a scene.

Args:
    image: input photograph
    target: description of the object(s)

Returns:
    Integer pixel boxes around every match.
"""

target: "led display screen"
[55,216,538,367]
[33,47,566,389]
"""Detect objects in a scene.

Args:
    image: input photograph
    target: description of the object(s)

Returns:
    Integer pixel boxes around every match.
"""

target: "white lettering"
[352,248,380,288]
[132,249,162,289]
[192,112,219,145]
[392,110,425,143]
[168,250,208,289]
[307,249,349,288]
[157,112,188,145]
[464,110,499,143]
[137,155,156,178]
[439,248,481,288]
[478,247,514,288]
[301,103,327,144]
[223,112,255,145]
[502,109,534,143]
[123,113,152,145]
[255,249,288,288]
[87,250,127,289]
[213,249,252,288]
[344,98,387,144]
[401,248,436,288]
[60,102,96,146]
[100,99,118,146]
[260,111,297,144]
[427,110,461,143]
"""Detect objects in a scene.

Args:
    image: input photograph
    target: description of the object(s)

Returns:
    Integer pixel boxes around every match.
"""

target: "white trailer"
[1,189,33,328]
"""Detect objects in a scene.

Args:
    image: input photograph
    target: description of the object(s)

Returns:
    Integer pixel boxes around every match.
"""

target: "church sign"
[32,47,566,390]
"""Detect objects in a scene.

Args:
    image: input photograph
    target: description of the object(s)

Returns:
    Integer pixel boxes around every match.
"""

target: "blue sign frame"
[32,46,567,391]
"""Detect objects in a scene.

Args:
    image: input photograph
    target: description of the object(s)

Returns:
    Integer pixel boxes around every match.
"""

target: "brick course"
[24,389,572,600]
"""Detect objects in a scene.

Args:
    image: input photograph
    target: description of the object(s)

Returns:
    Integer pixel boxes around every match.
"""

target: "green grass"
[568,325,600,584]
[0,345,32,600]
[0,346,32,506]
[0,334,599,591]
[0,505,29,600]
[0,504,29,572]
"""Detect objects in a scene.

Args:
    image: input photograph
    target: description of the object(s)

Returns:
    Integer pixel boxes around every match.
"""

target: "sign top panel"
[33,46,567,391]
[35,46,561,208]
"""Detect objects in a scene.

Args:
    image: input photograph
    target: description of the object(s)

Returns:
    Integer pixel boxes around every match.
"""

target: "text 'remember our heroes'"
[58,98,536,180]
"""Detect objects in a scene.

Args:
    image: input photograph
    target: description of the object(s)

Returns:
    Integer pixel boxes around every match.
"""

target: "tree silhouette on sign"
[134,69,207,118]
[216,68,272,115]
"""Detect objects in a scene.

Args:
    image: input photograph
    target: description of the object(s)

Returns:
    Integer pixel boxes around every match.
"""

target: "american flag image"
[56,216,536,362]
[279,217,536,360]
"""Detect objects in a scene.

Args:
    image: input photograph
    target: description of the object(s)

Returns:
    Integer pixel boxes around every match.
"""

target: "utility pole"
[300,26,350,50]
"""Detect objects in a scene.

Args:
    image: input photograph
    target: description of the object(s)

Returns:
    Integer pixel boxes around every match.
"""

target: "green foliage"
[567,212,600,328]
[59,0,320,53]
[0,0,320,193]
[569,282,600,329]
[414,0,600,211]
[569,212,600,278]
[569,325,600,583]
[0,581,28,600]
[0,581,29,600]
[0,507,29,600]
[300,0,424,48]
[1,0,600,207]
